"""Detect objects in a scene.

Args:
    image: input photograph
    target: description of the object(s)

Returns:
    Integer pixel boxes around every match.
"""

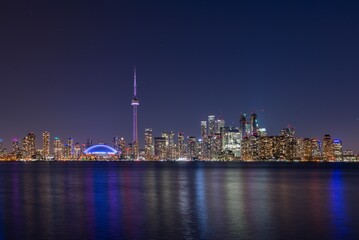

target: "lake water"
[0,162,358,240]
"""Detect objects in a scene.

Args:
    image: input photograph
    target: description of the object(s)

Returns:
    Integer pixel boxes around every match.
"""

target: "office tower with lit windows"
[311,138,321,160]
[86,139,93,148]
[74,142,82,160]
[178,132,185,159]
[322,134,334,161]
[23,132,36,158]
[239,114,247,138]
[68,138,74,159]
[215,119,225,134]
[42,131,50,159]
[154,137,167,160]
[250,113,258,136]
[187,136,198,160]
[131,67,140,160]
[221,127,241,158]
[201,121,207,139]
[54,137,63,160]
[119,138,127,159]
[145,128,154,160]
[208,115,215,136]
[113,136,120,151]
[333,139,343,161]
[12,138,20,154]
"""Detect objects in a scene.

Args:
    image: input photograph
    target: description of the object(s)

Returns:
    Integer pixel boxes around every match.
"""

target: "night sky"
[1,0,359,151]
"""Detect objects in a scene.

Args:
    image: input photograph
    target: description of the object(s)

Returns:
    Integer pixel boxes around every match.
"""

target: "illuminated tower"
[42,131,50,159]
[208,115,215,136]
[131,67,140,160]
[201,121,207,139]
[215,119,225,134]
[145,128,154,160]
[250,113,258,136]
[239,114,247,139]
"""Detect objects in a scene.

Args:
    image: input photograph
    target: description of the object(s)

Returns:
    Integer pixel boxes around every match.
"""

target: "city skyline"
[1,1,359,152]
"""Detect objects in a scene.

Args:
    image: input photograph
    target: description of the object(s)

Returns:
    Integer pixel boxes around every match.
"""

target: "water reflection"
[0,162,358,239]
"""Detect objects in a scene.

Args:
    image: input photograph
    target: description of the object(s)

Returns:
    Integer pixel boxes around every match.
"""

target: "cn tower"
[131,67,139,160]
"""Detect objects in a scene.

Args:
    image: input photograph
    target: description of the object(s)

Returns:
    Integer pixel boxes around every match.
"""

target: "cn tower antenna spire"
[134,66,137,97]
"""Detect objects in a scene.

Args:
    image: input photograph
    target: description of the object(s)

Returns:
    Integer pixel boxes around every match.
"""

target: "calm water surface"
[0,162,358,240]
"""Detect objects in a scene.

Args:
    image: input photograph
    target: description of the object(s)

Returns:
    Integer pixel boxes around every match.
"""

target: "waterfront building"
[68,138,74,159]
[201,121,207,139]
[311,138,321,160]
[145,128,154,160]
[86,139,93,148]
[215,119,225,134]
[322,134,334,161]
[42,131,50,159]
[12,138,21,155]
[74,142,82,160]
[208,115,215,136]
[221,127,241,158]
[23,132,36,158]
[178,132,185,159]
[239,113,247,138]
[250,113,258,136]
[333,139,343,161]
[54,137,63,160]
[154,137,167,160]
[187,136,198,160]
[113,136,120,151]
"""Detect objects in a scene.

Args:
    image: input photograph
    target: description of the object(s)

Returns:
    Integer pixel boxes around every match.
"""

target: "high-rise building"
[333,139,343,161]
[187,136,198,160]
[68,138,74,159]
[131,67,140,160]
[250,113,258,136]
[239,114,247,138]
[119,137,127,159]
[161,131,175,159]
[113,136,120,151]
[178,132,185,159]
[54,137,63,160]
[23,132,36,158]
[201,121,207,139]
[145,128,154,160]
[208,115,215,136]
[154,137,167,160]
[215,119,225,134]
[86,139,93,148]
[322,134,334,161]
[42,131,50,159]
[221,127,241,157]
[12,138,20,155]
[74,142,82,160]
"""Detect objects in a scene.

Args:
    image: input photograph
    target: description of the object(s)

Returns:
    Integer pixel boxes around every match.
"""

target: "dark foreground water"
[0,162,359,240]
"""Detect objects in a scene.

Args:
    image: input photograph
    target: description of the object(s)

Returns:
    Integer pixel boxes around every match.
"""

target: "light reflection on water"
[0,162,358,240]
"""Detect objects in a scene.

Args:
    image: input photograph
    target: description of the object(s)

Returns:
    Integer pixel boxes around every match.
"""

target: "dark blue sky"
[1,0,359,151]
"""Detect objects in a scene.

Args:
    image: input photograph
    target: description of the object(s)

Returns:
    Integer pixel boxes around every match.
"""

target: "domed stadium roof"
[84,144,118,155]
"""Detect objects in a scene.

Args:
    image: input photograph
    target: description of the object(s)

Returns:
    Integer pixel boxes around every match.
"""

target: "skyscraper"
[323,134,334,161]
[131,67,140,160]
[250,113,258,136]
[54,137,63,160]
[215,119,225,134]
[23,132,36,158]
[145,128,154,160]
[239,114,247,138]
[42,131,50,159]
[178,132,185,159]
[208,115,215,136]
[201,121,207,139]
